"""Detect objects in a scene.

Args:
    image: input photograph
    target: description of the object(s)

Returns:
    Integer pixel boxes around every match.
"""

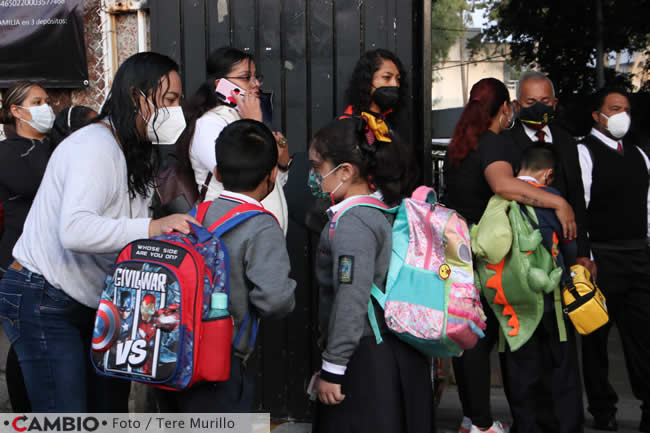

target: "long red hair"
[448,78,510,166]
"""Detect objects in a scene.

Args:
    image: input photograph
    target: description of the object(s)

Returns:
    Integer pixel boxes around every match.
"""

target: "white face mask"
[600,111,631,139]
[139,91,186,144]
[18,103,55,133]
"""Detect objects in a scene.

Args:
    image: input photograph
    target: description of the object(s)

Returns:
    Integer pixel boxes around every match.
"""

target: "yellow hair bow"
[360,111,392,143]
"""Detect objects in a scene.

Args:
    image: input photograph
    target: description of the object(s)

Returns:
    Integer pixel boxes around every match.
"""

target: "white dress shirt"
[523,124,553,143]
[577,128,650,238]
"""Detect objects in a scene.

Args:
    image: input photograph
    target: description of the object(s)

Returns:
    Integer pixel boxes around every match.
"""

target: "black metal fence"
[149,0,432,420]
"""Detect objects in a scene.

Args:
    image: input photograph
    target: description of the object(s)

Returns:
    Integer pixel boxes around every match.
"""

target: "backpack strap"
[233,310,259,349]
[367,284,388,344]
[328,196,393,242]
[191,201,213,223]
[207,203,278,236]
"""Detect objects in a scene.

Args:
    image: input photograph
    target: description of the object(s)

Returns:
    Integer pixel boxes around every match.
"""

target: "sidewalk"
[0,327,643,433]
[272,325,643,433]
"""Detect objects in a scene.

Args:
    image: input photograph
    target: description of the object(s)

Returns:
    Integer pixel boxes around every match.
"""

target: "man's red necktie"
[536,130,546,143]
[617,142,623,151]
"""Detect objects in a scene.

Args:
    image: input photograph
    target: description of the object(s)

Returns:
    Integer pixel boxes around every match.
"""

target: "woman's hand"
[318,378,345,405]
[232,91,262,122]
[273,131,291,169]
[149,214,200,237]
[554,199,577,241]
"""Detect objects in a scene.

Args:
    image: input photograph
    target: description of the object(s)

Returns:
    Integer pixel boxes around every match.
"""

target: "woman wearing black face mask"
[342,49,418,198]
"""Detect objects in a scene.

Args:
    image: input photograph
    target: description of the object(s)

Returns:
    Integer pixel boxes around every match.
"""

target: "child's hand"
[317,378,345,405]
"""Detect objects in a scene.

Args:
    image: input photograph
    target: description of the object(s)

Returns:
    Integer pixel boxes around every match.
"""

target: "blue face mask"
[308,165,343,203]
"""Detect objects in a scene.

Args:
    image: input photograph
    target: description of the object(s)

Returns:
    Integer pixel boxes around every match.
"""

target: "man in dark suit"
[504,71,595,274]
[502,71,591,433]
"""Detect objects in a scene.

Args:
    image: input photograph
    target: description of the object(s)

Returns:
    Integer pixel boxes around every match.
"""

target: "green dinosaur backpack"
[472,199,565,351]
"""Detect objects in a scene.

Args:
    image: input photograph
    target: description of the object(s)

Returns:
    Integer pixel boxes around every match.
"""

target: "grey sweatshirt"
[317,204,392,377]
[203,194,296,358]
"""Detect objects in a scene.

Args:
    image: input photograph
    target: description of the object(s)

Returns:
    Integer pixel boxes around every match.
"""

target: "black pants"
[156,355,255,413]
[502,313,583,433]
[452,296,502,429]
[582,247,650,418]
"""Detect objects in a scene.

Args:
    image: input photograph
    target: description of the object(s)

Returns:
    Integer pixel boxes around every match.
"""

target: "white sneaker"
[459,416,472,433]
[469,420,510,433]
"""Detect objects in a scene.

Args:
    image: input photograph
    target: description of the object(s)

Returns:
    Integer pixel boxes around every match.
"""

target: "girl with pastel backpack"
[310,117,434,433]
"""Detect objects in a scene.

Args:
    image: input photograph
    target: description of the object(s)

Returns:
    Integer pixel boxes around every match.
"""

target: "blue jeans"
[0,267,130,412]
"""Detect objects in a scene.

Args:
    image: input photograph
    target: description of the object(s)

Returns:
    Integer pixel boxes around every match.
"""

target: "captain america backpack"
[90,201,273,390]
[328,186,486,357]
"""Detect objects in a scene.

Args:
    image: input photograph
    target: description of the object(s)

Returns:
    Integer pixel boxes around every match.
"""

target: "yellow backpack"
[562,264,609,335]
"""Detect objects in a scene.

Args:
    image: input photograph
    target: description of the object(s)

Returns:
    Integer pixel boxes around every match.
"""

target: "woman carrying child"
[443,78,577,433]
[310,117,434,433]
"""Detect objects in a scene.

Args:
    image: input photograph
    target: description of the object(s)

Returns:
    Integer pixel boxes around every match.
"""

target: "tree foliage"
[431,0,472,67]
[475,0,650,98]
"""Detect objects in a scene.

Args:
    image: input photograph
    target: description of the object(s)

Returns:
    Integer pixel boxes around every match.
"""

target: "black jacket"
[0,134,53,270]
[503,122,589,257]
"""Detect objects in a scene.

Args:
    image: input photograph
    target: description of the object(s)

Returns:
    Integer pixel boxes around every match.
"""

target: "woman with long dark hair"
[0,52,197,412]
[343,49,418,197]
[444,78,576,433]
[175,46,292,232]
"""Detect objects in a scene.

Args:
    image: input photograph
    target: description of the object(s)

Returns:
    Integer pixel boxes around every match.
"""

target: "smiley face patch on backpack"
[338,256,354,284]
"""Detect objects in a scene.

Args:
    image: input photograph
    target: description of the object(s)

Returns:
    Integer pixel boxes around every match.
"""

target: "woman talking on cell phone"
[175,47,292,233]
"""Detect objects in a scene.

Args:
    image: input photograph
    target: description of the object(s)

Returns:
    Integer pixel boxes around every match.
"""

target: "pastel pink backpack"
[329,186,486,356]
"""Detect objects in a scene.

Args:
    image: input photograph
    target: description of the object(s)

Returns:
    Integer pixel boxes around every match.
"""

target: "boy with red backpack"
[169,119,296,411]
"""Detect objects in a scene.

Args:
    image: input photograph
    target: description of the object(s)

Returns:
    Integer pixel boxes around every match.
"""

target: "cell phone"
[215,79,246,110]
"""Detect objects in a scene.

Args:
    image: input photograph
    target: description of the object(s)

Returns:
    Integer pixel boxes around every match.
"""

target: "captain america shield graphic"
[92,300,120,352]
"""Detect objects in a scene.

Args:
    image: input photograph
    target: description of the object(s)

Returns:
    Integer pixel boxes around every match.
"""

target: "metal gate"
[149,0,432,419]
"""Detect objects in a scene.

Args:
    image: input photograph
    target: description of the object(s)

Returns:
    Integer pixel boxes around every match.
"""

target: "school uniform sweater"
[316,199,391,383]
[202,192,296,358]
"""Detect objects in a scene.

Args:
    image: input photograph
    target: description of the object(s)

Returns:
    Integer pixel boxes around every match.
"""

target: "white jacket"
[189,105,288,234]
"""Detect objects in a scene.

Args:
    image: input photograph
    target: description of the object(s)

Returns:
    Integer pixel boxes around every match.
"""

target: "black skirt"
[313,334,435,433]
